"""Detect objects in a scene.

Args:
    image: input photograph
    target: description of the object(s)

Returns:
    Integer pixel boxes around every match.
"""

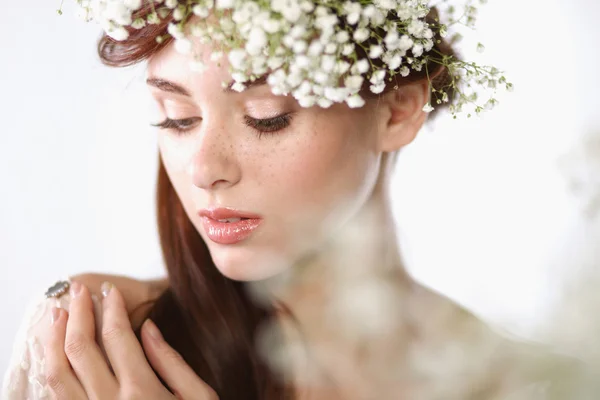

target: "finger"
[44,307,87,400]
[65,281,117,395]
[141,319,218,399]
[100,282,156,384]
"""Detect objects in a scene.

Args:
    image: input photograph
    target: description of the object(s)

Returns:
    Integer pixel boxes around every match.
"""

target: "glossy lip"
[198,207,262,220]
[198,207,263,245]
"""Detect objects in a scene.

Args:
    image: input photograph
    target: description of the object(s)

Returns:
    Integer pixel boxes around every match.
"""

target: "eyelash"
[150,114,293,138]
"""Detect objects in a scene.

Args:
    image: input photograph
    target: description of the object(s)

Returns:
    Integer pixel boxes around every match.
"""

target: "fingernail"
[70,281,82,297]
[101,281,114,298]
[51,307,60,325]
[144,319,163,341]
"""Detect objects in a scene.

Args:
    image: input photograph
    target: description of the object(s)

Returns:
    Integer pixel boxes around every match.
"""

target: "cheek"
[158,134,195,173]
[273,129,376,201]
[158,135,195,207]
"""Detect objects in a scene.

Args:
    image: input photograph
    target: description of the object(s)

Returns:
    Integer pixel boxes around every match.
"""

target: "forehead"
[147,39,229,88]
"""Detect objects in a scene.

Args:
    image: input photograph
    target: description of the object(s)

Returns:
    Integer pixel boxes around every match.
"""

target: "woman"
[1,1,589,399]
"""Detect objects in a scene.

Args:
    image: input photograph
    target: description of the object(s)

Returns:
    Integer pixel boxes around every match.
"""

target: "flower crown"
[62,0,512,117]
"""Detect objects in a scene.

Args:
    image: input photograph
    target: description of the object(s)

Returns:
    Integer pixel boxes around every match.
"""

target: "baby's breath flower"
[68,0,511,117]
[353,28,370,43]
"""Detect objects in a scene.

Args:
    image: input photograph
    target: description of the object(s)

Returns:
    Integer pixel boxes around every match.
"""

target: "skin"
[43,33,432,398]
[148,36,429,282]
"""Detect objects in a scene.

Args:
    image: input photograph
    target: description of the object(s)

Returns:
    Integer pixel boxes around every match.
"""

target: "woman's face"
[146,40,386,281]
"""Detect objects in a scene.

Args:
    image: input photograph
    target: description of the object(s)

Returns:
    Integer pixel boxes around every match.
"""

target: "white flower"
[324,87,348,102]
[346,94,365,108]
[308,41,324,56]
[292,40,308,54]
[107,25,129,41]
[345,75,364,91]
[334,61,350,74]
[192,5,210,17]
[369,45,383,59]
[353,59,370,74]
[369,69,386,84]
[104,2,132,26]
[300,0,314,12]
[412,44,424,57]
[216,0,234,9]
[353,28,370,43]
[341,43,354,56]
[336,30,350,44]
[295,55,311,69]
[387,54,402,70]
[246,27,267,56]
[282,3,302,22]
[286,71,304,87]
[477,43,486,53]
[398,35,414,52]
[231,82,247,92]
[371,9,386,26]
[123,0,142,10]
[295,81,312,96]
[146,12,160,24]
[422,103,434,113]
[173,6,186,21]
[343,1,362,25]
[131,18,146,29]
[321,55,336,72]
[267,56,285,69]
[298,95,316,107]
[228,49,247,69]
[167,23,185,40]
[262,19,280,33]
[317,97,333,108]
[231,72,248,82]
[424,39,434,52]
[408,19,426,37]
[313,70,329,85]
[324,42,337,54]
[72,0,508,114]
[267,69,287,86]
[290,25,306,38]
[362,4,376,19]
[384,30,399,47]
[370,83,385,94]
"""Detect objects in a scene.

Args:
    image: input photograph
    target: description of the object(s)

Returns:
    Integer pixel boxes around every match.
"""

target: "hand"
[44,281,218,400]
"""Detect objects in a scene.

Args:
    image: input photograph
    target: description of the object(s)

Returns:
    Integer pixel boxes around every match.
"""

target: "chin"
[209,245,292,282]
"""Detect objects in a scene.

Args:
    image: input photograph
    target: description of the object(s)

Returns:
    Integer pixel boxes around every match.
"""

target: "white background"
[1,0,599,376]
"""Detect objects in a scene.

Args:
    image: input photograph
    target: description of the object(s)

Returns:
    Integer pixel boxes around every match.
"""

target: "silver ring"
[45,280,71,299]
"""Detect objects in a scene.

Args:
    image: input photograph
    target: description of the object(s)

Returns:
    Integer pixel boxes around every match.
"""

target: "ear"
[377,81,430,152]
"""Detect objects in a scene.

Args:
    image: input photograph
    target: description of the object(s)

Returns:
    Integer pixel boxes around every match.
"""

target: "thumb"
[141,319,219,400]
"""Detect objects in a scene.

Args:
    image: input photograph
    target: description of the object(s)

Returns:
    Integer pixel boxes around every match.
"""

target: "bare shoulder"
[406,283,595,399]
[70,272,168,313]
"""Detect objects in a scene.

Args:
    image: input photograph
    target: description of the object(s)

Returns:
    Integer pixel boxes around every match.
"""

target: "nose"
[188,120,242,190]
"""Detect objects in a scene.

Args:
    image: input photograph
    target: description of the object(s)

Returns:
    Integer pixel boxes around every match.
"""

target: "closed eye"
[150,117,201,134]
[244,113,293,138]
[151,114,293,137]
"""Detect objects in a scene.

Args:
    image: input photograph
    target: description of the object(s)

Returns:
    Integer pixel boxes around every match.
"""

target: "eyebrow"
[146,74,269,96]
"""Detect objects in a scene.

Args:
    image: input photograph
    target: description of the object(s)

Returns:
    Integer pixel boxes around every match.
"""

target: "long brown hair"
[98,4,458,399]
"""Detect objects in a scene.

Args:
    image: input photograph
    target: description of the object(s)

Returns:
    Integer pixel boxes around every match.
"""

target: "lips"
[198,208,263,245]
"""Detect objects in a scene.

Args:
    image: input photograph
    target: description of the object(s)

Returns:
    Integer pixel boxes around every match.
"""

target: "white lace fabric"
[1,280,103,400]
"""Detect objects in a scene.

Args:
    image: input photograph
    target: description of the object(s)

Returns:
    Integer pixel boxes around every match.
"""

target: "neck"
[258,177,417,397]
